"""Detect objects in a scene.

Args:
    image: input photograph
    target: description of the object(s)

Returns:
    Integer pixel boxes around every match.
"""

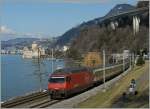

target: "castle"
[22,41,45,58]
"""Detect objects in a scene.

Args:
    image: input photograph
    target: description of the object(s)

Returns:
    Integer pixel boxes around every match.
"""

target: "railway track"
[28,99,60,108]
[1,91,49,108]
[1,91,61,108]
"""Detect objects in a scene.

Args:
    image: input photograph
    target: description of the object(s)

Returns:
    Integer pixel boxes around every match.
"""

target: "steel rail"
[1,91,48,108]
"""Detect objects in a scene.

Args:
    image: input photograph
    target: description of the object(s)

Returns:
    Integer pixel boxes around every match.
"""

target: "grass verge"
[77,61,149,108]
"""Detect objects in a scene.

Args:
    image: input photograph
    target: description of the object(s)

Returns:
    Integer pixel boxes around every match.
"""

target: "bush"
[66,48,82,61]
[136,55,145,66]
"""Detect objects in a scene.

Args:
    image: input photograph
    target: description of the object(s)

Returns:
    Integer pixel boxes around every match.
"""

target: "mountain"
[55,4,135,46]
[1,38,39,49]
[1,37,59,49]
[55,27,81,46]
[104,4,135,18]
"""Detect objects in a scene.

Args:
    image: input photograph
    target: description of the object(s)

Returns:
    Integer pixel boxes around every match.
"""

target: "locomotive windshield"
[53,69,69,74]
[49,77,65,83]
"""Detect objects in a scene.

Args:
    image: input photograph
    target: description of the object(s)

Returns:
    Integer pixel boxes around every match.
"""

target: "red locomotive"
[48,67,94,99]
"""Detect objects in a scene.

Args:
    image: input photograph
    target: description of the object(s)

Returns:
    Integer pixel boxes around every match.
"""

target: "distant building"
[63,46,69,52]
[123,50,130,59]
[17,50,23,54]
[39,47,45,56]
[82,52,103,67]
[32,41,38,50]
[10,50,16,54]
[111,50,130,63]
[22,42,46,59]
[22,47,33,58]
[1,49,6,54]
[112,53,123,63]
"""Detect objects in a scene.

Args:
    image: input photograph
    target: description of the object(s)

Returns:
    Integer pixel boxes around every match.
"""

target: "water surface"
[1,55,64,101]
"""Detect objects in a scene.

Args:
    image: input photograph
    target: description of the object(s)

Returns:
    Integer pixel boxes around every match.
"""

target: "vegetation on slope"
[70,24,148,54]
[78,61,149,108]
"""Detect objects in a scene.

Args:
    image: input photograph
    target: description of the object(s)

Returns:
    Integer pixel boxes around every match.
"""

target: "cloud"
[0,25,15,34]
[0,25,46,41]
[0,25,39,36]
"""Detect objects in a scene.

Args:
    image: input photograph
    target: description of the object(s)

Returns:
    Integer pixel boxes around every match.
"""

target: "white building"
[63,46,69,52]
[22,47,33,58]
[32,41,38,50]
[112,53,123,63]
[123,50,130,59]
[39,47,45,56]
[1,50,6,54]
[22,42,46,58]
[111,50,130,63]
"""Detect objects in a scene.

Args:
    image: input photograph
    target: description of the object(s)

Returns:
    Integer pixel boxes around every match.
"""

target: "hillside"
[70,25,149,54]
[55,4,135,46]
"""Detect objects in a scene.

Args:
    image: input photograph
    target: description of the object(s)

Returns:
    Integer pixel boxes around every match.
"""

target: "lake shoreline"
[1,55,65,101]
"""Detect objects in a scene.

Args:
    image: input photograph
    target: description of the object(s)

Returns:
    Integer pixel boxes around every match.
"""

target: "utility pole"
[123,52,125,72]
[130,53,132,69]
[112,54,115,64]
[132,53,135,68]
[38,47,42,92]
[32,47,46,92]
[51,48,54,73]
[103,50,106,90]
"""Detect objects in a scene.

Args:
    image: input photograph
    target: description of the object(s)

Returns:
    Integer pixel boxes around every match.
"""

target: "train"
[48,62,129,99]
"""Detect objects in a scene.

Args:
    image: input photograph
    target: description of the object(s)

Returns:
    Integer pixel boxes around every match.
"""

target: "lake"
[1,55,65,101]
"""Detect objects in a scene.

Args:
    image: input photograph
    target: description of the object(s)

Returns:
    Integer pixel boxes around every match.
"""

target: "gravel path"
[49,68,131,108]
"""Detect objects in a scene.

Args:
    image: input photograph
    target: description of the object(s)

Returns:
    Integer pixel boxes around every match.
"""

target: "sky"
[0,0,138,40]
